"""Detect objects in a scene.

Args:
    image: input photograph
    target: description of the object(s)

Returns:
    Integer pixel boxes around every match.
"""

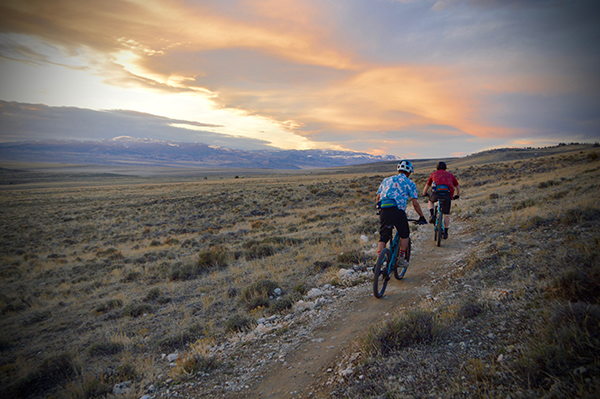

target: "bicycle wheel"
[436,208,443,247]
[433,208,438,242]
[394,238,410,280]
[373,248,391,298]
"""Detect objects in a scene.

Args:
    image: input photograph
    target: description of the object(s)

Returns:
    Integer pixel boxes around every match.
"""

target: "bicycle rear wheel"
[436,209,443,247]
[373,248,391,298]
[394,238,410,280]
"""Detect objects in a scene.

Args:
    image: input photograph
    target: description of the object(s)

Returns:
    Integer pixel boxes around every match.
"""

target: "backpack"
[433,184,450,193]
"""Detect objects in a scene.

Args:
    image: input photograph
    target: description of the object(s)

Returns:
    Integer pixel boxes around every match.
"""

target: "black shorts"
[379,207,409,244]
[430,192,451,214]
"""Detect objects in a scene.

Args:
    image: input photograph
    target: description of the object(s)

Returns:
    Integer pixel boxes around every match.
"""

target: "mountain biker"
[376,160,427,267]
[422,161,460,239]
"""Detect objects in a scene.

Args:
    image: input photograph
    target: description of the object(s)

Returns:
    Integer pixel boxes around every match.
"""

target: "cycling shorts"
[379,207,410,243]
[430,192,451,214]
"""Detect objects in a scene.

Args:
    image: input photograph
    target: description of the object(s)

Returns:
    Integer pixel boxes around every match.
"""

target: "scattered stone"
[113,381,132,395]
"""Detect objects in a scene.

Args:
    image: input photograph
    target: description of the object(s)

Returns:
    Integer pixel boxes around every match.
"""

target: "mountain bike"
[432,198,447,247]
[373,219,419,299]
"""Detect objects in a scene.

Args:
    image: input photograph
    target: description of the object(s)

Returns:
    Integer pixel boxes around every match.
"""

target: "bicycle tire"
[436,208,443,247]
[433,207,439,242]
[373,248,391,298]
[394,238,411,280]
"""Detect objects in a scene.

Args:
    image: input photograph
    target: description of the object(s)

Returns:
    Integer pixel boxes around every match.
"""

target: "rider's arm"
[411,198,425,218]
[422,183,431,197]
[454,183,460,197]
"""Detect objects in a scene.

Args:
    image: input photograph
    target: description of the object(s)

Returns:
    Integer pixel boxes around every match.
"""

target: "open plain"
[1,144,599,399]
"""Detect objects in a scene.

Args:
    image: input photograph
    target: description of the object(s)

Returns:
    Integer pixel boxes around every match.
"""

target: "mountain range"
[0,136,397,170]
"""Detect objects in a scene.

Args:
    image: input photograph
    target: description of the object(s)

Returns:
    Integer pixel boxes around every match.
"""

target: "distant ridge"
[0,137,397,170]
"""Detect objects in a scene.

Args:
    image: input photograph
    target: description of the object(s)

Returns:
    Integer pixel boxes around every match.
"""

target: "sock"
[429,209,434,217]
[399,250,406,258]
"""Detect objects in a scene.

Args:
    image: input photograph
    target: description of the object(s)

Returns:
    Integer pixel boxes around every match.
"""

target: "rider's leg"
[443,214,450,227]
[377,241,386,255]
[400,237,409,252]
[428,200,435,222]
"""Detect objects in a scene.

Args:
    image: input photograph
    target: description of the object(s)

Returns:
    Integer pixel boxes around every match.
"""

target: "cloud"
[0,100,273,150]
[0,0,599,158]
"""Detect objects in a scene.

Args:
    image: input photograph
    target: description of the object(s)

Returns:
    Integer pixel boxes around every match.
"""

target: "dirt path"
[246,222,475,398]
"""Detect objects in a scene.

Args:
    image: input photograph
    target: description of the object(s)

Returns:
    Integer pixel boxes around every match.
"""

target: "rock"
[293,300,316,312]
[274,288,282,296]
[306,288,323,298]
[360,235,369,242]
[113,381,132,395]
[167,353,179,362]
[337,268,355,279]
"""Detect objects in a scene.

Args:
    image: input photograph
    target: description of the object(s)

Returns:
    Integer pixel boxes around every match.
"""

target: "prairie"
[1,143,599,399]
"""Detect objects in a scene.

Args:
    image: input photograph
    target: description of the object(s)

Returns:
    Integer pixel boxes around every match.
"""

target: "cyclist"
[376,160,427,267]
[422,161,460,239]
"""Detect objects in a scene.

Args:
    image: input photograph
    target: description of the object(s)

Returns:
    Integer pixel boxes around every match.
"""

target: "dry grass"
[1,144,599,398]
[0,172,381,398]
[334,145,600,398]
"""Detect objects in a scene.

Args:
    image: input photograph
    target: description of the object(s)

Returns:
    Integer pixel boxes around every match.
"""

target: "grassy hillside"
[0,143,598,398]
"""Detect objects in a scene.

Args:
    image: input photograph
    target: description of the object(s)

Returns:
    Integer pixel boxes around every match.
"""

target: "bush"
[8,353,76,398]
[89,341,124,356]
[363,310,445,356]
[197,247,229,272]
[337,250,369,265]
[225,314,255,333]
[123,303,153,318]
[518,302,600,387]
[95,299,124,313]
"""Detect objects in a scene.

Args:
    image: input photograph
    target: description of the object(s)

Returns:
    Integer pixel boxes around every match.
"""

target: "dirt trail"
[247,223,475,398]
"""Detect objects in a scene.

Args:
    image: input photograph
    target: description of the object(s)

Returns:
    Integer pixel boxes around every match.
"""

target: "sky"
[1,0,599,159]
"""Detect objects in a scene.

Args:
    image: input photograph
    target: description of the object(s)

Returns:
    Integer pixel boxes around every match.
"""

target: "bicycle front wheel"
[373,248,391,298]
[394,238,411,280]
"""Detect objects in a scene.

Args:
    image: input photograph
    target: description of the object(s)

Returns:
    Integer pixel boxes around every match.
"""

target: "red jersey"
[427,170,459,197]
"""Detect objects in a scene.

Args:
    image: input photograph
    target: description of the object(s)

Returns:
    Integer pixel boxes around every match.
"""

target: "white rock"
[339,367,354,378]
[167,353,179,362]
[274,288,282,296]
[360,235,369,242]
[337,268,355,279]
[113,381,132,395]
[306,288,323,298]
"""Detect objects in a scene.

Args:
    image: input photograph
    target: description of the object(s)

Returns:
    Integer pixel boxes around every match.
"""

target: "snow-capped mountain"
[0,137,398,170]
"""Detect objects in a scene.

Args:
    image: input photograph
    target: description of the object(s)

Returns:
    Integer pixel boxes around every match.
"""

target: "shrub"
[197,247,228,272]
[561,207,600,226]
[244,242,276,260]
[314,260,333,271]
[362,310,445,356]
[225,314,255,333]
[88,341,124,356]
[337,250,369,265]
[177,353,220,375]
[143,287,161,302]
[95,299,123,313]
[513,199,536,211]
[123,303,153,318]
[8,353,76,398]
[270,294,297,313]
[518,302,600,387]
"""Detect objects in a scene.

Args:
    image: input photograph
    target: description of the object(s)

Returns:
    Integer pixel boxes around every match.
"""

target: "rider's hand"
[417,216,428,225]
[453,195,460,200]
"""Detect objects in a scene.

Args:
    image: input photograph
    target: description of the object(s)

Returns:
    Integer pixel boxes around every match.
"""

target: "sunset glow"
[1,0,599,158]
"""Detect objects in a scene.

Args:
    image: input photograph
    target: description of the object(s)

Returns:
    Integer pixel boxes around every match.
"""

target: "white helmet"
[397,159,413,174]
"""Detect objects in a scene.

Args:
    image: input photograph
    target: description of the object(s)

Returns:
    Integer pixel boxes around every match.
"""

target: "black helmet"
[436,161,447,170]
